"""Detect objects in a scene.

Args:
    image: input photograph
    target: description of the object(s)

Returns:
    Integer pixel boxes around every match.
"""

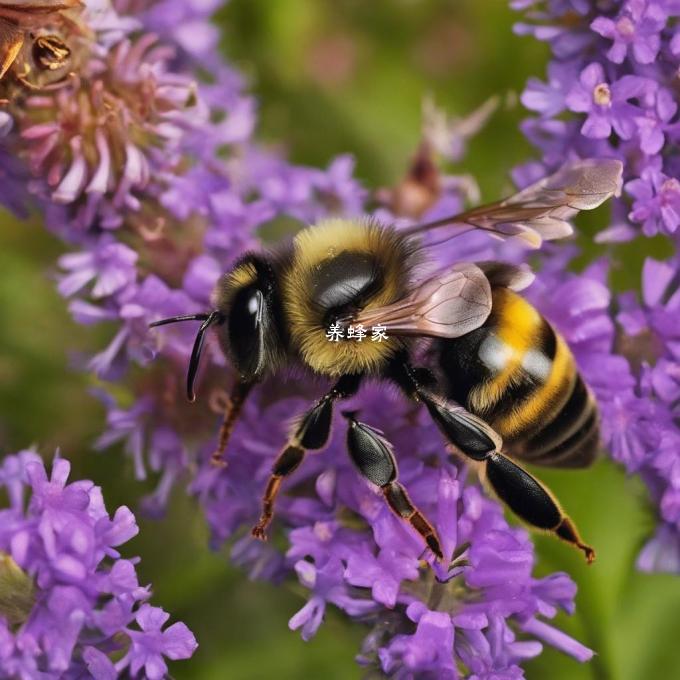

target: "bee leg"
[482,452,595,564]
[251,374,361,540]
[343,412,443,560]
[411,383,595,563]
[210,380,253,467]
[251,443,305,540]
[391,361,594,562]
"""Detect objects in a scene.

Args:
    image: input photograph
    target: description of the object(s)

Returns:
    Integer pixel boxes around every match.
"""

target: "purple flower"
[513,1,594,59]
[378,606,457,678]
[609,256,680,565]
[637,524,680,572]
[591,0,668,65]
[124,605,198,680]
[633,85,678,155]
[515,0,680,242]
[0,452,197,678]
[565,62,652,140]
[521,62,579,118]
[0,148,31,218]
[626,168,680,236]
[115,0,223,61]
[95,396,153,480]
[58,241,138,299]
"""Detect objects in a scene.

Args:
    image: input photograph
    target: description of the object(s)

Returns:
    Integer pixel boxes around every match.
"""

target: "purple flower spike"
[514,0,680,575]
[0,451,197,678]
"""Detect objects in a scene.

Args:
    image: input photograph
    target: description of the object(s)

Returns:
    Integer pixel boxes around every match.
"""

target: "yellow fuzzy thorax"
[282,218,412,376]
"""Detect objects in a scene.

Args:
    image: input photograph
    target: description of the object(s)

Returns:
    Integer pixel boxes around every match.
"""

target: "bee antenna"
[186,311,224,402]
[149,313,212,328]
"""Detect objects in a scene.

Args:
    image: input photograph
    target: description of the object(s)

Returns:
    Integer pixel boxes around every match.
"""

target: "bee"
[151,159,623,564]
[0,1,79,87]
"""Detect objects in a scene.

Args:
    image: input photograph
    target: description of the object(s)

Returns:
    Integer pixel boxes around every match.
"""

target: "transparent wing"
[403,158,623,249]
[352,262,492,339]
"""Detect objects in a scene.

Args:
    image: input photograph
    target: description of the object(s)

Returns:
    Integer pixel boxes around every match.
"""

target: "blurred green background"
[2,1,680,678]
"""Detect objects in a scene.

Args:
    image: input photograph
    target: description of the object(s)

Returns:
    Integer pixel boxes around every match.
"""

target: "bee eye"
[227,287,266,378]
[231,289,262,327]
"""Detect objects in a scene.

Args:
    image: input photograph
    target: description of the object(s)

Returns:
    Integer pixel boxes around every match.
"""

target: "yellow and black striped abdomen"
[436,287,599,468]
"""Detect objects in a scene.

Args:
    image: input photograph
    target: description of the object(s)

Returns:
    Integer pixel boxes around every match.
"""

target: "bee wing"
[353,262,492,339]
[0,19,23,80]
[403,158,623,249]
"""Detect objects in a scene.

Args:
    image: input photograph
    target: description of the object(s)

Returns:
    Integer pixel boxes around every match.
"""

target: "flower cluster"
[0,450,197,678]
[190,385,594,677]
[515,0,680,241]
[513,0,680,572]
[0,0,616,677]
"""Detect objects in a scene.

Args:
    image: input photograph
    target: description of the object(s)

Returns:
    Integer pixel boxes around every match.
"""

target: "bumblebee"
[151,159,623,563]
[0,1,79,89]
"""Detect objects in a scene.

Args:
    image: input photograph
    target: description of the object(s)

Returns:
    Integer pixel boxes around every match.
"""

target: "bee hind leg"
[424,393,595,563]
[392,360,595,563]
[343,411,443,560]
[482,452,595,563]
[251,374,361,540]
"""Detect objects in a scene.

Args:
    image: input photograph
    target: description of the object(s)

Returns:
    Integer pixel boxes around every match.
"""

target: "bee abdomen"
[437,287,598,469]
[517,374,599,467]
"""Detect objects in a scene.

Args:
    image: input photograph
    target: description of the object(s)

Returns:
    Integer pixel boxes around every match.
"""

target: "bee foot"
[210,452,227,469]
[251,523,269,541]
[581,544,596,564]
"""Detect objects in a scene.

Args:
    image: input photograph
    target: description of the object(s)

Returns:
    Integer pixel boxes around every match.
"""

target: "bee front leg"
[251,374,361,540]
[342,412,443,560]
[211,380,253,467]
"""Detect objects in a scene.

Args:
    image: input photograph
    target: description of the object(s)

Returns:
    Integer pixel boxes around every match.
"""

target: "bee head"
[150,253,284,401]
[213,254,285,383]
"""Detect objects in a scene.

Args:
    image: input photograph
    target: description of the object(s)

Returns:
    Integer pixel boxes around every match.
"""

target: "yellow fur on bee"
[228,261,258,289]
[211,261,258,308]
[468,289,541,414]
[468,288,577,440]
[493,335,575,438]
[282,218,413,376]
